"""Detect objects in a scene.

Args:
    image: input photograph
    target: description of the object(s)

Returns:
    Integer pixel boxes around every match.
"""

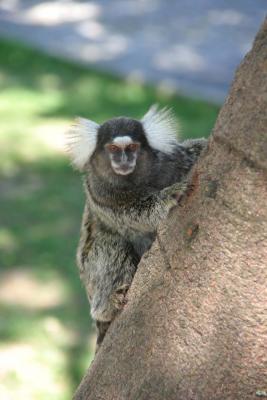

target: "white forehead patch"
[113,136,133,146]
[66,117,99,170]
[141,104,179,154]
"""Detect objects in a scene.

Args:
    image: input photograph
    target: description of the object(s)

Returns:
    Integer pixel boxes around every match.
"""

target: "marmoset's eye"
[107,144,120,153]
[126,143,140,152]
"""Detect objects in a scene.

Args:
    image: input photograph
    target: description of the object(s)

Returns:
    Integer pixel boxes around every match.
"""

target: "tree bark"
[74,18,267,400]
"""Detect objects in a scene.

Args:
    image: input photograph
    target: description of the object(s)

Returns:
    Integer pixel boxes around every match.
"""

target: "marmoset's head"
[66,105,179,177]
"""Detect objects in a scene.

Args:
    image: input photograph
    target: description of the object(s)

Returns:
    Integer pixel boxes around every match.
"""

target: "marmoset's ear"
[66,117,99,170]
[141,104,180,154]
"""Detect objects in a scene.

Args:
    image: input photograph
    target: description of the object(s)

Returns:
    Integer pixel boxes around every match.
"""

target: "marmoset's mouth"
[113,166,135,176]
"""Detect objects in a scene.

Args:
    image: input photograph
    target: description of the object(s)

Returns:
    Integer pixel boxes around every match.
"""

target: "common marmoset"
[66,105,207,348]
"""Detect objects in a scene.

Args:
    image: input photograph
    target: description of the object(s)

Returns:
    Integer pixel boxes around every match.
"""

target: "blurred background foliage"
[0,38,219,399]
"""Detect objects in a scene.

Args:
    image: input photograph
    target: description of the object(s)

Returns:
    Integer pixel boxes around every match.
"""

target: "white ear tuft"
[66,117,99,170]
[141,104,179,154]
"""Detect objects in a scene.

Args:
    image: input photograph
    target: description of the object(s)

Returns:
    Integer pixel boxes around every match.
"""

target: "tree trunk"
[74,18,267,400]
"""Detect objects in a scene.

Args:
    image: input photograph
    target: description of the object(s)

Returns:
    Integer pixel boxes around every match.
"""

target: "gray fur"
[70,112,207,348]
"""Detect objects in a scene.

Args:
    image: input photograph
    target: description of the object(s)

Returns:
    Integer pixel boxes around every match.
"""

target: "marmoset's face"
[96,117,149,177]
[105,137,140,176]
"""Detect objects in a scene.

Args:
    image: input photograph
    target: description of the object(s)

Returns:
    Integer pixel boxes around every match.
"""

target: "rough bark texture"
[74,18,267,400]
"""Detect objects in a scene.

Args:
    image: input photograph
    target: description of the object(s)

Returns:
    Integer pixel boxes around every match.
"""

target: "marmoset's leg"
[87,232,139,322]
[78,223,139,346]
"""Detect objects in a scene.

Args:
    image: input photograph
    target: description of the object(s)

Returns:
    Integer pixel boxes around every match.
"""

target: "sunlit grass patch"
[0,341,68,400]
[0,37,219,398]
[0,269,67,309]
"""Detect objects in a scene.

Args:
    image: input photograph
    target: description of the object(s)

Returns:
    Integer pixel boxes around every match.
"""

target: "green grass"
[0,38,219,399]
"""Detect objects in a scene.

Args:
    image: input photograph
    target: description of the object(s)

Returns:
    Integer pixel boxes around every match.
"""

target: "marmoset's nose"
[120,151,128,165]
